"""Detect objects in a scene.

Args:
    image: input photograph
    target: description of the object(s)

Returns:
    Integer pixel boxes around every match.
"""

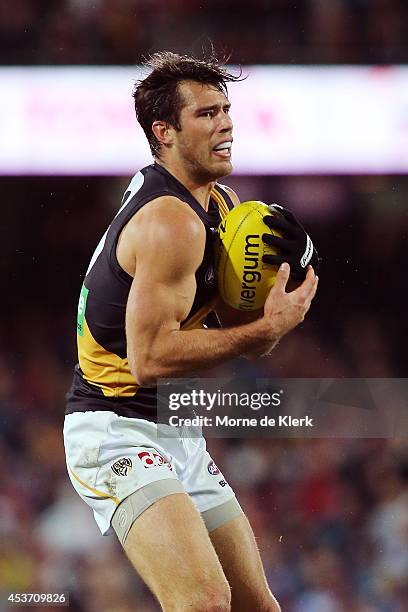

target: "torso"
[65,162,234,420]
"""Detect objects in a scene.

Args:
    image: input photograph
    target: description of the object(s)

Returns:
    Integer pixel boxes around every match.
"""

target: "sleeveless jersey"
[65,162,234,420]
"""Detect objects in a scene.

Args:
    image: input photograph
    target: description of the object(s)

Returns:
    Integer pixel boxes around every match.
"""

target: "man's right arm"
[125,197,319,386]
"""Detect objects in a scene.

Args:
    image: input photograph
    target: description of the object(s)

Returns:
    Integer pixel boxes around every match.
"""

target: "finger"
[311,274,319,298]
[299,269,319,304]
[296,281,318,320]
[263,215,294,235]
[306,275,319,302]
[262,233,291,250]
[272,262,291,292]
[268,205,297,224]
[304,265,317,287]
[294,266,316,298]
[302,281,318,314]
[263,213,291,230]
[262,254,285,266]
[268,203,284,212]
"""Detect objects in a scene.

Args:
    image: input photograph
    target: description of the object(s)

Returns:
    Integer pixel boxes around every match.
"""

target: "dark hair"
[132,51,243,158]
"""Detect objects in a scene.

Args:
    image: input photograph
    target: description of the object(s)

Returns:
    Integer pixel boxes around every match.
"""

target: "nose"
[220,111,233,133]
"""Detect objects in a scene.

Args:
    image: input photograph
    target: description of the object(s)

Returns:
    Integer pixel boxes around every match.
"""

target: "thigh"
[209,514,280,612]
[123,492,230,611]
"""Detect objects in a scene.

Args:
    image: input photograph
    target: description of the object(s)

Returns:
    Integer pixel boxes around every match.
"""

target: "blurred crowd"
[1,173,407,610]
[2,0,408,609]
[1,0,408,66]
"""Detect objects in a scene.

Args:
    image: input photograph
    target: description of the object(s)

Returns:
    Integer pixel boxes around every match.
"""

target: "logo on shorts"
[207,460,220,476]
[137,451,173,471]
[111,457,132,477]
[219,480,227,488]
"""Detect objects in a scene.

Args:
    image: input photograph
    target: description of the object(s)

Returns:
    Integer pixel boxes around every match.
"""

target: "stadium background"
[1,1,408,611]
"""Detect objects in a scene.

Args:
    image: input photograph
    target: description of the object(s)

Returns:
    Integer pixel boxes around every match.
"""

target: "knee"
[192,580,231,612]
[259,597,281,612]
[164,579,231,612]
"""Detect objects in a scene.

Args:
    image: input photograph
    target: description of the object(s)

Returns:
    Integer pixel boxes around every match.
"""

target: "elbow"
[128,354,161,388]
[135,370,157,388]
[132,364,158,388]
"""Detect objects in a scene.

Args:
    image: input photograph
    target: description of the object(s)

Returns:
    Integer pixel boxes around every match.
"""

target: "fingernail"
[280,263,289,272]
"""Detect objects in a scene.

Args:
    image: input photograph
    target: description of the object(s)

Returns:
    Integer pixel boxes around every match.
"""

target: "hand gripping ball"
[216,201,283,311]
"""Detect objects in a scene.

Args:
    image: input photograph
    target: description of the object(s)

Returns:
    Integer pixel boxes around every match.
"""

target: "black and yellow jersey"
[65,162,234,420]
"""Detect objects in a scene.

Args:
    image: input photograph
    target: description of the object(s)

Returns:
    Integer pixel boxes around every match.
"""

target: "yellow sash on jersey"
[78,187,230,397]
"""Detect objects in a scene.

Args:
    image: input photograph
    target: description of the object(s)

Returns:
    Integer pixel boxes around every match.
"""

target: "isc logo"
[137,451,173,471]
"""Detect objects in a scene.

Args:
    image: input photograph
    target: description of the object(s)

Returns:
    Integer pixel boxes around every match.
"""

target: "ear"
[152,121,175,147]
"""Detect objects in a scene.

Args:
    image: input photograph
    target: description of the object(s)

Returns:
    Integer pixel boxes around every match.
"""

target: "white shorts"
[63,411,238,537]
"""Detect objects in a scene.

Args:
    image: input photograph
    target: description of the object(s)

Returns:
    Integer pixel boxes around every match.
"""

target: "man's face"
[172,80,233,182]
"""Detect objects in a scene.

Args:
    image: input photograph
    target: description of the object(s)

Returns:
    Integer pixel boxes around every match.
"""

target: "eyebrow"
[195,103,231,114]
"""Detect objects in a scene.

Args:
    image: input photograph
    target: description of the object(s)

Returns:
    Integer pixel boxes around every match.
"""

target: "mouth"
[212,140,232,160]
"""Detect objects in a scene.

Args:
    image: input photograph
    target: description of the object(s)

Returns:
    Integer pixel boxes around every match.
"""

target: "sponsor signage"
[2,66,408,174]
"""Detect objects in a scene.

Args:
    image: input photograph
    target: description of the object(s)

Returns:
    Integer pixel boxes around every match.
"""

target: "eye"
[201,111,214,118]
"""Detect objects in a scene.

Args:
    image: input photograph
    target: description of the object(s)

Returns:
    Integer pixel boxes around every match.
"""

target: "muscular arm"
[214,300,267,359]
[126,197,318,386]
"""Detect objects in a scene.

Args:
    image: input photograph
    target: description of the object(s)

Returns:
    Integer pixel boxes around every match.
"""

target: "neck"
[155,158,215,211]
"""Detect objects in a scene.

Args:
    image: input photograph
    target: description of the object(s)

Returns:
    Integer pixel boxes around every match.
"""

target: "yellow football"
[216,201,282,311]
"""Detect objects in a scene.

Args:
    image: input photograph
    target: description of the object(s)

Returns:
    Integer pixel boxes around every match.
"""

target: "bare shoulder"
[131,195,204,237]
[119,195,206,277]
[216,183,240,207]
